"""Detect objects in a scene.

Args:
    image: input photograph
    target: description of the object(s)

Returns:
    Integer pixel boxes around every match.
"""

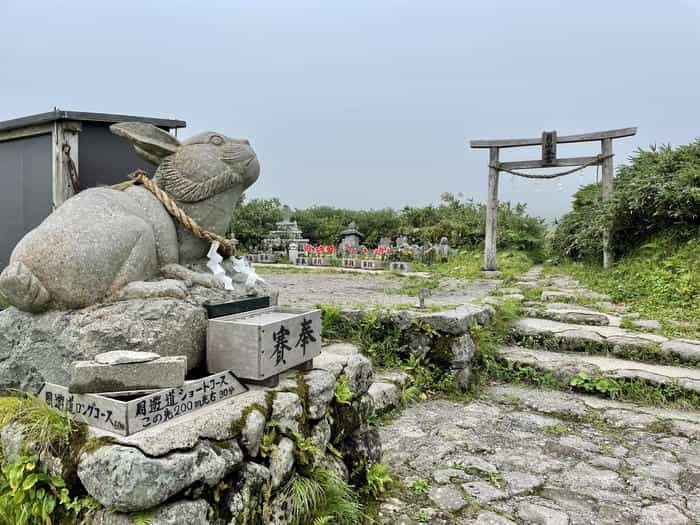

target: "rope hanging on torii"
[489,153,613,179]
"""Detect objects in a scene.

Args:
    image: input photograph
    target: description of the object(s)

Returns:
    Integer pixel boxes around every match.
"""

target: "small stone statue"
[422,242,435,265]
[0,122,260,312]
[416,287,428,309]
[288,242,299,265]
[439,236,449,262]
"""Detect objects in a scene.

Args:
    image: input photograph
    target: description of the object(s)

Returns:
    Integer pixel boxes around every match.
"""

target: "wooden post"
[51,121,80,209]
[601,138,613,268]
[484,147,499,271]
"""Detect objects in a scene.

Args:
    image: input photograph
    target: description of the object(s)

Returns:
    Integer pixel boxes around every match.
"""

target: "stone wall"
[323,303,494,392]
[1,346,379,525]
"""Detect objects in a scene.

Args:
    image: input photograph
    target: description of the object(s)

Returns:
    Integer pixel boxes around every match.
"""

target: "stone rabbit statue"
[0,122,260,312]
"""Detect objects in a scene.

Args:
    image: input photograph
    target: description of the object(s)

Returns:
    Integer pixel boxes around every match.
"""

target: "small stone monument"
[422,241,435,264]
[438,236,450,262]
[288,242,299,265]
[339,222,364,251]
[416,288,428,309]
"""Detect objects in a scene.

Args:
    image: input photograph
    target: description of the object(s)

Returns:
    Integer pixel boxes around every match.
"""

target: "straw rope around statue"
[125,170,237,257]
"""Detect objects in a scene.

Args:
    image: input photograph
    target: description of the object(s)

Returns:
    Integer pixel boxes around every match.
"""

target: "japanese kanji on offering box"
[206,307,322,383]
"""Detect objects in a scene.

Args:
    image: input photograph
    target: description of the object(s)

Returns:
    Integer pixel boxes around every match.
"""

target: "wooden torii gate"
[470,127,637,271]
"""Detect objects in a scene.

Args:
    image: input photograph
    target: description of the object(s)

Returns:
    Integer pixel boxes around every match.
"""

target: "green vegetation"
[470,300,700,409]
[361,463,393,500]
[0,395,98,525]
[281,469,363,525]
[231,192,546,256]
[334,377,353,406]
[386,248,537,297]
[543,424,568,435]
[550,140,700,261]
[0,453,97,525]
[410,478,431,495]
[569,372,621,398]
[0,396,76,455]
[552,234,699,338]
[320,306,464,400]
[547,139,700,339]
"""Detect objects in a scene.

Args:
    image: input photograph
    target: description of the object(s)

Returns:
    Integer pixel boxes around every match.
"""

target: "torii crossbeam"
[469,127,637,270]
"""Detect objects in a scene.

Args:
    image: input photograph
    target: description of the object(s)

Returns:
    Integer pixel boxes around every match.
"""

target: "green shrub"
[0,453,97,525]
[551,140,700,260]
[361,463,393,500]
[0,395,97,525]
[281,469,363,525]
[557,234,700,337]
[0,395,75,456]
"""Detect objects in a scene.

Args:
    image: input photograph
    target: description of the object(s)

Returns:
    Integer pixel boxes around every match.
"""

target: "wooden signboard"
[38,370,247,436]
[542,131,557,166]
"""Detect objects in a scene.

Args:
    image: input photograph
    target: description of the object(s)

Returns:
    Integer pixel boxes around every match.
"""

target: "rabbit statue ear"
[110,122,180,165]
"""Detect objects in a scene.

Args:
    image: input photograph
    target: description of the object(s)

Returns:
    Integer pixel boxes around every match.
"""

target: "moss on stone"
[229,403,268,437]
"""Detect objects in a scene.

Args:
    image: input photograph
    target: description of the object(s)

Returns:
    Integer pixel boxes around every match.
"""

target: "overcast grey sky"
[1,0,699,219]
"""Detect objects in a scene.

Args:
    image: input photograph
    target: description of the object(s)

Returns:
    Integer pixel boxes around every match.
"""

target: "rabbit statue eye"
[209,135,224,146]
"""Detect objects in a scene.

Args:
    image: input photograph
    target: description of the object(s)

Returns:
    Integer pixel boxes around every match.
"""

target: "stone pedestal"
[0,275,272,393]
[1,346,380,523]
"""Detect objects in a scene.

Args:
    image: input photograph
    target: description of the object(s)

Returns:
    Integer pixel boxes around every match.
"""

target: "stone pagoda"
[262,206,309,253]
[339,221,364,251]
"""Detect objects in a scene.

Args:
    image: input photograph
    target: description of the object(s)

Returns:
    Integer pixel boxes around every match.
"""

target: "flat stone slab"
[90,389,270,456]
[513,317,697,363]
[541,290,578,302]
[69,356,187,394]
[95,350,161,365]
[494,287,522,296]
[414,303,494,335]
[522,303,612,326]
[541,289,611,303]
[513,317,700,366]
[632,319,662,331]
[488,383,700,425]
[662,340,700,361]
[514,317,669,343]
[497,346,700,394]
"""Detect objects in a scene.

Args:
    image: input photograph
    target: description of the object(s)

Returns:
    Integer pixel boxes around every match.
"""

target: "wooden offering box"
[207,307,322,382]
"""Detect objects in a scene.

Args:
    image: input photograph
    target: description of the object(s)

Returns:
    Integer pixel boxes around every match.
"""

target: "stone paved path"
[375,265,700,524]
[377,385,700,524]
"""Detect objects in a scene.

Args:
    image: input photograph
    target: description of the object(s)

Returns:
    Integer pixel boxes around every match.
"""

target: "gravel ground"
[259,269,499,309]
